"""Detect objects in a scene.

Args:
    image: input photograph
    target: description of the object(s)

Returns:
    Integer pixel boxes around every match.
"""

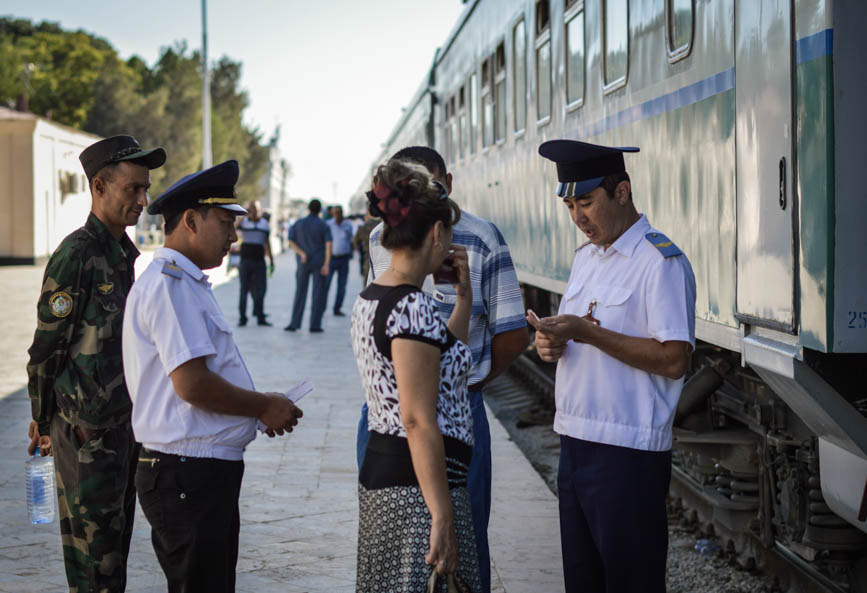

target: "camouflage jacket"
[27,213,139,436]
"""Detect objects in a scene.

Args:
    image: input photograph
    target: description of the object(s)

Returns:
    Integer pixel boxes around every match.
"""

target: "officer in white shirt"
[529,140,696,593]
[122,160,303,593]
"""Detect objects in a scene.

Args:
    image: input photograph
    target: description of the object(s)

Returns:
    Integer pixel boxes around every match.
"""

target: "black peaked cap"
[147,160,247,217]
[539,139,639,197]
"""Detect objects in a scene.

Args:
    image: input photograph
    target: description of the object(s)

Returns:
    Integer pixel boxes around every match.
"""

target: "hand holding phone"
[433,252,459,285]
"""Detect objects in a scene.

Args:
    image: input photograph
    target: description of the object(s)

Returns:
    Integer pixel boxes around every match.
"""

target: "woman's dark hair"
[371,159,461,251]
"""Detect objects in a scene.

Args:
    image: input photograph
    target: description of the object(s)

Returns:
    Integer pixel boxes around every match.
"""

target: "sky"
[1,0,467,208]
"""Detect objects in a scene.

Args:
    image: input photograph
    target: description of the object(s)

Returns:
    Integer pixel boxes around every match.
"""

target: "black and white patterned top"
[351,284,474,446]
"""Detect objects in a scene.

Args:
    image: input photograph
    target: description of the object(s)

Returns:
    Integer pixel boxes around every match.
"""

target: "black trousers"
[135,450,245,593]
[238,257,267,321]
[558,436,671,593]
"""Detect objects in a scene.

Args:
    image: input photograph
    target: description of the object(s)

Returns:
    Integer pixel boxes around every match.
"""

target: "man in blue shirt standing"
[285,199,332,333]
[325,205,354,316]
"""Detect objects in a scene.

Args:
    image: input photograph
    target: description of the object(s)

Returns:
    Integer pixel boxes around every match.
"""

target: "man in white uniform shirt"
[529,140,696,593]
[122,160,303,593]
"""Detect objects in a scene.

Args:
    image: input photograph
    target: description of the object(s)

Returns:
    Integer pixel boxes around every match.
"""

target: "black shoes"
[310,328,324,333]
[242,316,271,327]
[284,325,298,332]
[333,310,345,317]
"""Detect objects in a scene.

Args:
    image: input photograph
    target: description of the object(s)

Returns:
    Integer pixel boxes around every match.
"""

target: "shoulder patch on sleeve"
[48,291,73,318]
[161,261,184,279]
[645,232,683,258]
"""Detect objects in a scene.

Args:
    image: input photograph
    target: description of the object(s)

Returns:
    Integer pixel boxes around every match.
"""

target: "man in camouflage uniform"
[26,135,165,593]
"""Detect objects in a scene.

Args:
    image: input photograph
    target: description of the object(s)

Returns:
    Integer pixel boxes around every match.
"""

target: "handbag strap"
[427,568,472,593]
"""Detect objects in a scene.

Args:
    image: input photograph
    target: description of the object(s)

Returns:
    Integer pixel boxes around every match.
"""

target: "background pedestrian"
[236,199,274,326]
[325,205,354,316]
[285,199,332,332]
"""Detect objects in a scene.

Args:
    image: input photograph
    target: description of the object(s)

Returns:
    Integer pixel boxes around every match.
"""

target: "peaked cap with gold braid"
[147,159,247,218]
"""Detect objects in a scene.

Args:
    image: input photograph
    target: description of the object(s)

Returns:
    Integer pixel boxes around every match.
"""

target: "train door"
[734,0,796,331]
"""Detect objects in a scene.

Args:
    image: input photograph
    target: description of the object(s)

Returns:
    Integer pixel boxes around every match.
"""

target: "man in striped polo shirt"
[358,146,529,593]
[235,200,274,326]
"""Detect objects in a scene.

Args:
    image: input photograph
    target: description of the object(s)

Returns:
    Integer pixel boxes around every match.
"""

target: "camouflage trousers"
[51,415,139,593]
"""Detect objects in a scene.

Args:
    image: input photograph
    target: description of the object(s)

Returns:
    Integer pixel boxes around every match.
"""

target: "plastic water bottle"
[25,446,56,524]
[694,538,721,557]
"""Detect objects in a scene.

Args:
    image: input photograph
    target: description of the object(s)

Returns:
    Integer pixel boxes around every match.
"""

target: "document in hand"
[257,378,314,432]
[285,378,314,403]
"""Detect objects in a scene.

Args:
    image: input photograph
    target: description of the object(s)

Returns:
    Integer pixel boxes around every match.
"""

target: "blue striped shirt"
[369,210,526,387]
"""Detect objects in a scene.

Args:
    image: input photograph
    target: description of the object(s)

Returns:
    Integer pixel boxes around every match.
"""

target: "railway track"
[488,354,858,593]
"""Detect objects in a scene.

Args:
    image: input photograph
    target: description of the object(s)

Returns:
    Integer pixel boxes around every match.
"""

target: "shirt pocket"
[95,293,123,341]
[206,313,240,372]
[560,282,584,315]
[594,285,633,333]
[432,287,458,306]
[208,313,234,336]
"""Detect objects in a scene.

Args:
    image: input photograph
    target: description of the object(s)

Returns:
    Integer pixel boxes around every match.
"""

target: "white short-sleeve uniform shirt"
[554,215,696,452]
[123,248,257,461]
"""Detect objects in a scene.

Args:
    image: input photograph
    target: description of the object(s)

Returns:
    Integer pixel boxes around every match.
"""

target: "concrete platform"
[0,248,563,592]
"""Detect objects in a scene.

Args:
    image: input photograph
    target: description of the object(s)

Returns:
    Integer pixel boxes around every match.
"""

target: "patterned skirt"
[356,483,481,593]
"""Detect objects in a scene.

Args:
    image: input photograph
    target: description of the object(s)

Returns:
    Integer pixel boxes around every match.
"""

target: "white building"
[259,127,290,219]
[0,107,100,264]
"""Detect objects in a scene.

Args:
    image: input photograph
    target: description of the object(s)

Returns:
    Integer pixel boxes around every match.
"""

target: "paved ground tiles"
[0,249,563,593]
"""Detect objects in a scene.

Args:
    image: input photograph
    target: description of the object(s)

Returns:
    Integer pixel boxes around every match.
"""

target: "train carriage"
[354,1,867,589]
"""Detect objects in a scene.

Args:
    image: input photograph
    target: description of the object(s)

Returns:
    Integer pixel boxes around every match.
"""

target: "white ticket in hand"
[257,378,314,433]
[285,378,314,403]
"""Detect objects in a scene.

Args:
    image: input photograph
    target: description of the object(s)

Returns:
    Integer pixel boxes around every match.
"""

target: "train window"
[536,41,552,122]
[603,0,628,92]
[458,86,466,160]
[481,57,494,148]
[449,96,459,164]
[565,8,585,108]
[535,1,552,123]
[494,42,506,143]
[536,0,550,35]
[443,98,452,164]
[513,19,527,133]
[564,0,578,7]
[469,73,478,155]
[666,0,693,62]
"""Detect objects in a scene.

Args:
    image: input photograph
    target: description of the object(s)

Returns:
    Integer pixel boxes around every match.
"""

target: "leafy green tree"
[0,18,279,207]
[28,32,108,126]
[0,35,24,106]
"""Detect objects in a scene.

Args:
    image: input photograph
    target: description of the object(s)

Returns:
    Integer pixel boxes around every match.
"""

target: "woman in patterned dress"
[351,158,480,592]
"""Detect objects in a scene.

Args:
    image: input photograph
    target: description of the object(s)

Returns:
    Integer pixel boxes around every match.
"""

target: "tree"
[0,18,281,205]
